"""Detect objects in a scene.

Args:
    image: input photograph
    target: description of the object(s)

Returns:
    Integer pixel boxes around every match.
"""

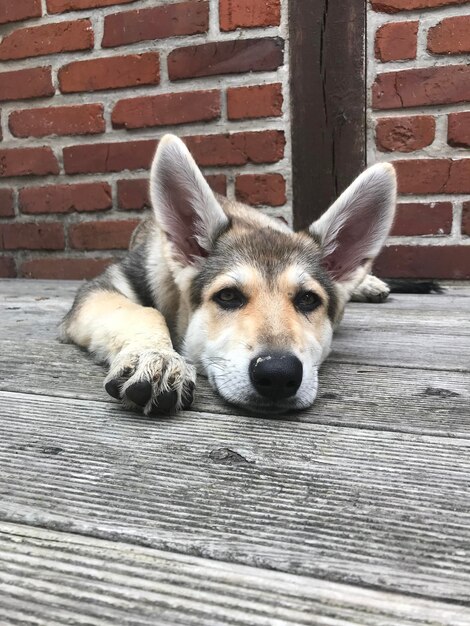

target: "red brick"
[69,219,139,250]
[393,158,470,194]
[375,21,418,62]
[0,256,16,277]
[391,202,453,236]
[446,159,470,193]
[168,38,284,81]
[0,147,59,178]
[20,257,113,279]
[63,140,157,175]
[9,104,105,139]
[375,245,470,280]
[0,223,64,250]
[19,182,112,214]
[0,189,15,217]
[117,179,150,210]
[375,116,435,152]
[185,131,285,167]
[47,0,136,13]
[0,0,41,25]
[205,174,227,196]
[393,159,447,194]
[0,67,54,102]
[235,174,286,206]
[64,131,284,174]
[227,84,283,120]
[220,0,280,31]
[448,112,470,148]
[395,159,451,194]
[428,16,470,55]
[59,52,159,94]
[462,202,470,236]
[373,65,470,110]
[112,90,220,130]
[371,0,469,12]
[117,174,226,210]
[0,20,93,62]
[102,1,209,48]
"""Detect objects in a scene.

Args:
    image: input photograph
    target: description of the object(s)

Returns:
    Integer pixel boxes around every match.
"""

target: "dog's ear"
[309,163,396,282]
[150,134,229,265]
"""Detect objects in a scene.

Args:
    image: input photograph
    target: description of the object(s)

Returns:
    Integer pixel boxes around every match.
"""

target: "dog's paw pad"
[181,381,195,410]
[105,377,126,400]
[105,349,196,415]
[374,288,390,303]
[149,390,179,415]
[126,380,152,407]
[351,275,391,303]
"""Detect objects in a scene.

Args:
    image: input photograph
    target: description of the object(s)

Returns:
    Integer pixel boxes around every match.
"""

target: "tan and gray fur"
[61,134,397,416]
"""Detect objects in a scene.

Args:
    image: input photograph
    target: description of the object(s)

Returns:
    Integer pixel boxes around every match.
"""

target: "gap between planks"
[1,391,470,604]
[0,521,469,626]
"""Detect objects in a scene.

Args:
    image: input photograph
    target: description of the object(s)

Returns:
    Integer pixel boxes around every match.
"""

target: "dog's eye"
[213,288,246,310]
[294,291,322,313]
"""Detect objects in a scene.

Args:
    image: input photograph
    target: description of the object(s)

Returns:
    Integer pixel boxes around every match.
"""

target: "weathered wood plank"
[1,279,469,613]
[0,522,468,626]
[3,279,469,318]
[3,299,470,338]
[0,278,80,299]
[354,291,470,311]
[289,0,366,229]
[1,391,469,602]
[1,285,469,373]
[0,280,468,434]
[0,339,468,436]
[9,317,468,372]
[331,330,469,371]
[2,279,469,311]
[2,277,470,350]
[343,306,470,335]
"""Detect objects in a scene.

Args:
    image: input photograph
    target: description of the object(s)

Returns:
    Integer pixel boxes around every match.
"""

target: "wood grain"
[0,340,468,436]
[0,280,468,435]
[1,391,470,602]
[1,522,468,626]
[289,0,366,229]
[1,279,469,619]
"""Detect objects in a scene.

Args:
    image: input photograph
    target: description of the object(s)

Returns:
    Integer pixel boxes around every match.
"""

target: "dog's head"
[150,135,396,414]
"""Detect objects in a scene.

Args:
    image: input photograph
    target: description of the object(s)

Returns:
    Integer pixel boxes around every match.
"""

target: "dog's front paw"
[350,274,390,303]
[104,348,196,415]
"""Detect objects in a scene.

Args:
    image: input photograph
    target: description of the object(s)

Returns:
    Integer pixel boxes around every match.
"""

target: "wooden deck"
[0,279,469,625]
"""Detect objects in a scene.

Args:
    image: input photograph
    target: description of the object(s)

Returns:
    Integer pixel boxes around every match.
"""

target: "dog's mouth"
[215,385,309,416]
[235,397,304,416]
[205,364,318,416]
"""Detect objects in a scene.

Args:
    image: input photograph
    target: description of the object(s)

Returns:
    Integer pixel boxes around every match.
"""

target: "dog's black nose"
[249,352,303,400]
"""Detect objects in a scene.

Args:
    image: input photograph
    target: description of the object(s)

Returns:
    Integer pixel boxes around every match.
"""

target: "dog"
[61,134,396,416]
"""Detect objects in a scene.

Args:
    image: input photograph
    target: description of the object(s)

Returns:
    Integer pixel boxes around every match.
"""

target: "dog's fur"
[61,134,397,416]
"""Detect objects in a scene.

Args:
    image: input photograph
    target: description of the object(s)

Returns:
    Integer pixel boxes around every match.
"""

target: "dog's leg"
[350,274,390,303]
[61,288,196,414]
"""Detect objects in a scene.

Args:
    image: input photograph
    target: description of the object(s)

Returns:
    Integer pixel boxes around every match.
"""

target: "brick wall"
[369,0,470,279]
[0,0,290,279]
[1,0,469,281]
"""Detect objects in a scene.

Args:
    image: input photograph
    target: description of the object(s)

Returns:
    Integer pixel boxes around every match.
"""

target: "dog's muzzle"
[249,352,303,401]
